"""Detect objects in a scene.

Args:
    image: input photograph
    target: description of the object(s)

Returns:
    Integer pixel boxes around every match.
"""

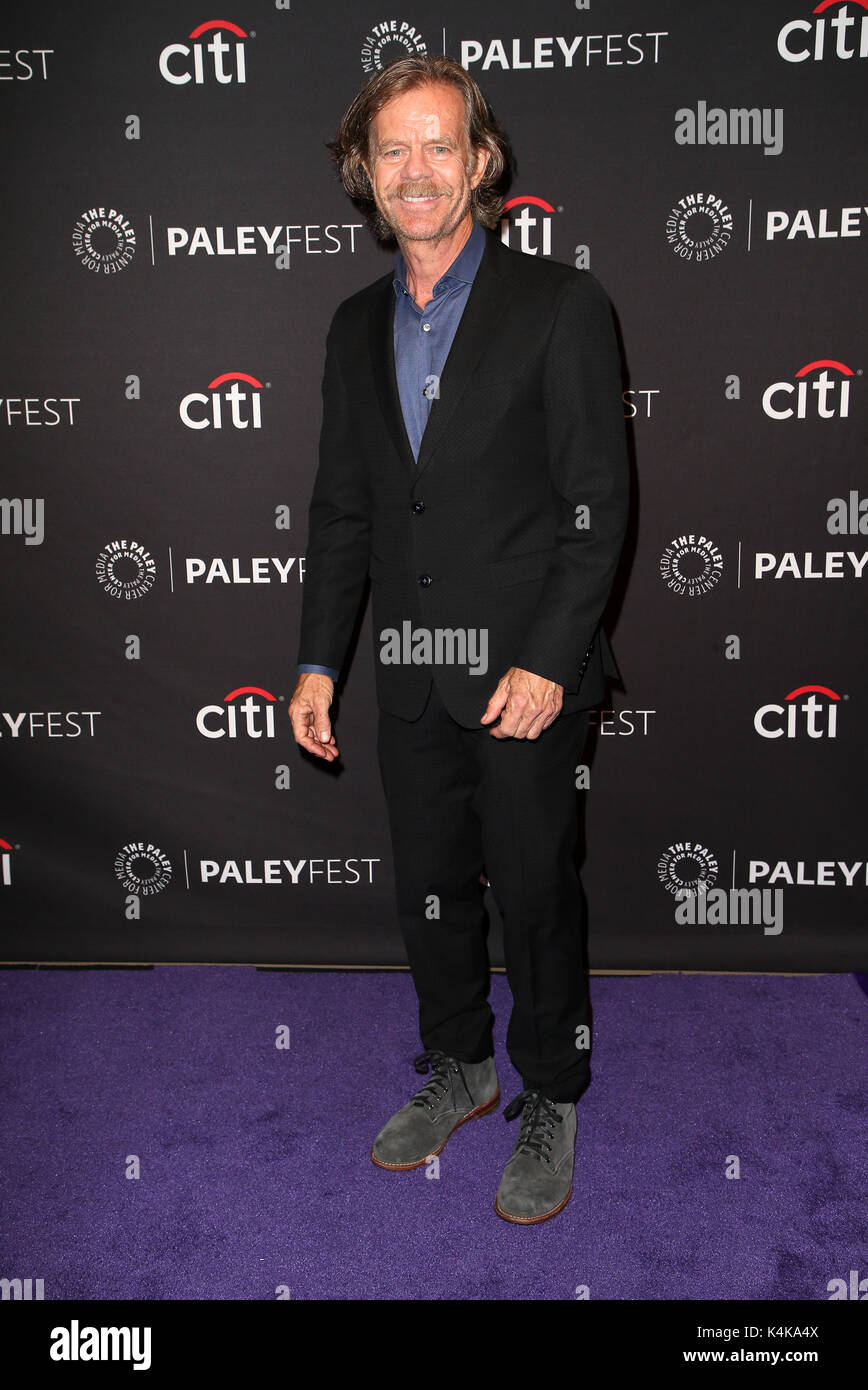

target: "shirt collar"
[393,219,486,301]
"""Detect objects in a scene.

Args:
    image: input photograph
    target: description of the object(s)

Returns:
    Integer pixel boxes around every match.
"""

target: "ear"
[469,143,488,190]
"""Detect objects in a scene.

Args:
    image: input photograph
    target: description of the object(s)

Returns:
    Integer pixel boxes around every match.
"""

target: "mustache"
[390,183,451,200]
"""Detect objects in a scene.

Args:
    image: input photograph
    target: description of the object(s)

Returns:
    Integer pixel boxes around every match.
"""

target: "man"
[289,55,629,1224]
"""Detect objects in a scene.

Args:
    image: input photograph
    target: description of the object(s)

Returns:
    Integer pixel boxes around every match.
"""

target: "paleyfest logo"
[665,192,733,262]
[72,208,136,275]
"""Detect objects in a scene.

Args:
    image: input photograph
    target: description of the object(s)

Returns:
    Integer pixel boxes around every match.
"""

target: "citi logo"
[196,686,277,739]
[159,19,249,84]
[180,372,263,430]
[1,839,13,887]
[500,196,555,256]
[778,1,868,62]
[762,359,854,420]
[754,685,841,739]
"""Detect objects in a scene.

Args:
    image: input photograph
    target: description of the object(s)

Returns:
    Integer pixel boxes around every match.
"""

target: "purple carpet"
[0,968,865,1300]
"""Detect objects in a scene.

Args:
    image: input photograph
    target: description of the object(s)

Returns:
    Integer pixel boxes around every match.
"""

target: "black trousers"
[376,678,592,1103]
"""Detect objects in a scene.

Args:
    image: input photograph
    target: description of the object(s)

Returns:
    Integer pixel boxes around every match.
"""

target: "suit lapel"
[368,227,514,481]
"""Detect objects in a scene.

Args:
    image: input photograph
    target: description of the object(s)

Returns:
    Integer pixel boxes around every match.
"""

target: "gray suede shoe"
[371,1049,499,1170]
[494,1090,577,1224]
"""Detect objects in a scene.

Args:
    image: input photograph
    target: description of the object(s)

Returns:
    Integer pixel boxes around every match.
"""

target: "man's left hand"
[480,667,564,740]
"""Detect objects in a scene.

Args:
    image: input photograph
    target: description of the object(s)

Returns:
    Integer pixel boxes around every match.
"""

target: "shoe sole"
[370,1088,501,1171]
[493,1184,572,1225]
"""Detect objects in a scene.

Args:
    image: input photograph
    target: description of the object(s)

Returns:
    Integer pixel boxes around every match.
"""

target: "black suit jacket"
[298,226,629,727]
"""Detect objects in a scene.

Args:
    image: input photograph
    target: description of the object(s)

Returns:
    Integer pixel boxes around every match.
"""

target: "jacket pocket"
[488,547,556,588]
[464,366,528,391]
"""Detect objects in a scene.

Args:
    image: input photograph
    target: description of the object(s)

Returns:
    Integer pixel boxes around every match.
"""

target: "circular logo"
[115,842,172,896]
[96,541,157,600]
[665,193,733,262]
[361,19,427,72]
[659,534,723,597]
[657,842,719,898]
[72,207,136,275]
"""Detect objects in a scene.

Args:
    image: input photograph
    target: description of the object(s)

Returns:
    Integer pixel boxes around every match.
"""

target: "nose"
[403,142,432,182]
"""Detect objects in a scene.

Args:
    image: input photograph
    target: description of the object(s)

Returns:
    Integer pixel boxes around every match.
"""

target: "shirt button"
[411,501,425,514]
[418,574,432,587]
[422,323,431,332]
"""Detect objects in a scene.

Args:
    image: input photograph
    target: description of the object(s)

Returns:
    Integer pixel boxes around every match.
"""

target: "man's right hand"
[288,672,339,761]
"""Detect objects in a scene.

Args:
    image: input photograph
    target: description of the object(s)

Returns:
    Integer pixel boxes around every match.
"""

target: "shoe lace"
[410,1049,460,1110]
[503,1089,562,1165]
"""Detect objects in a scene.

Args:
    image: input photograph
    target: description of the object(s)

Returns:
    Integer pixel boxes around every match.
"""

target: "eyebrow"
[375,134,458,152]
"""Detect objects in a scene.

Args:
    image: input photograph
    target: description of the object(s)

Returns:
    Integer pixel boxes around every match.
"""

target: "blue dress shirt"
[299,220,487,683]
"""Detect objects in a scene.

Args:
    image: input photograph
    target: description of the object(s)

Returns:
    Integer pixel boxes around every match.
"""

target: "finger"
[312,699,332,745]
[297,711,339,760]
[521,707,550,741]
[540,704,562,732]
[490,703,522,739]
[480,683,509,724]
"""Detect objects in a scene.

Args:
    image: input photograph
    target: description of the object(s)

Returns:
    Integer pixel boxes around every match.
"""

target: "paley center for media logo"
[659,842,784,934]
[180,371,264,430]
[95,540,157,599]
[114,843,172,896]
[777,1,868,62]
[159,18,250,84]
[762,358,856,420]
[659,534,724,596]
[72,207,136,275]
[361,18,427,72]
[665,193,733,262]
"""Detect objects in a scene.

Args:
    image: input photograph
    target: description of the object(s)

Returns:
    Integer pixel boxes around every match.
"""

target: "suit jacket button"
[411,501,425,514]
[418,574,432,587]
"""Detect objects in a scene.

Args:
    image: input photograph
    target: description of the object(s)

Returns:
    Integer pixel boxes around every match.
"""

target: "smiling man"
[289,55,629,1224]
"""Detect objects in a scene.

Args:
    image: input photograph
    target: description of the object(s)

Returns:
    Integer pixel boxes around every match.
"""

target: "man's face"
[362,82,488,244]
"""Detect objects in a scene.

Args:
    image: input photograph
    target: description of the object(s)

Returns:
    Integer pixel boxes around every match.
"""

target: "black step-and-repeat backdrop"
[1,1,865,969]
